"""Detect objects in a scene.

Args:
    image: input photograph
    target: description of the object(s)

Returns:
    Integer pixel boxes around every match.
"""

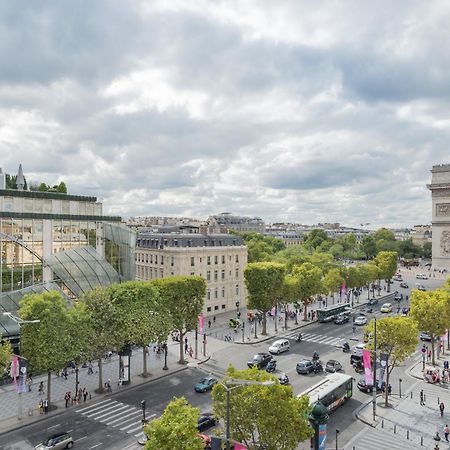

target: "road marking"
[47,423,60,430]
[77,436,87,441]
[77,399,112,413]
[120,420,143,431]
[95,405,133,421]
[88,444,102,449]
[113,414,144,428]
[106,409,141,425]
[127,423,147,434]
[85,402,124,418]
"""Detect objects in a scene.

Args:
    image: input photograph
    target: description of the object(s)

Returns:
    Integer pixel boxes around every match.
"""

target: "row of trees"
[144,366,313,450]
[17,277,206,406]
[244,251,398,334]
[4,173,68,193]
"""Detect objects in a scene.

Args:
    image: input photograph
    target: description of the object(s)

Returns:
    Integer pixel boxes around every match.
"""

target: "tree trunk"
[384,369,390,407]
[142,346,148,377]
[179,332,185,364]
[98,358,104,392]
[387,279,391,293]
[284,310,288,329]
[47,371,51,406]
[303,302,308,321]
[431,336,435,366]
[262,313,267,335]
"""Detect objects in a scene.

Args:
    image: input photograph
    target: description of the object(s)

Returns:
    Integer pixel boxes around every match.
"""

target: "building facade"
[135,233,248,315]
[427,164,450,270]
[207,212,265,233]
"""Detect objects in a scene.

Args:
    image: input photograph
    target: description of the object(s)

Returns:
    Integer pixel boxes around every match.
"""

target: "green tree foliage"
[244,262,285,334]
[422,242,432,259]
[19,291,75,405]
[365,316,418,406]
[279,275,297,329]
[212,366,313,450]
[0,339,13,375]
[322,268,344,300]
[374,228,396,242]
[291,262,323,320]
[372,251,397,292]
[144,397,204,450]
[410,289,449,365]
[303,229,329,250]
[274,246,309,273]
[239,233,285,263]
[151,276,206,364]
[108,281,173,376]
[361,235,377,259]
[397,239,422,259]
[56,181,67,193]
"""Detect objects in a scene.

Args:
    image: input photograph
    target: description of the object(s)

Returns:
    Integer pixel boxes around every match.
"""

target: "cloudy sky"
[1,1,449,228]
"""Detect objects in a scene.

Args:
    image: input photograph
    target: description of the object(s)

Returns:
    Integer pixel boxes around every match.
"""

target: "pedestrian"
[44,399,49,414]
[208,319,211,328]
[189,346,193,358]
[420,389,425,406]
[38,400,44,415]
[64,392,69,408]
[87,362,94,375]
[213,316,216,323]
[440,401,445,417]
[388,384,392,396]
[444,425,450,442]
[83,388,88,402]
[107,379,112,393]
[38,381,44,396]
[27,377,32,392]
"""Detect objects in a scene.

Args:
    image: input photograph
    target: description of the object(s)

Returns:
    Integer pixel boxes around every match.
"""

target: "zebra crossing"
[76,399,154,437]
[283,330,346,346]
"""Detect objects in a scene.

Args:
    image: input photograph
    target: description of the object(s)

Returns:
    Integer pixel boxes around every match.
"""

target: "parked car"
[35,432,74,450]
[334,314,349,325]
[269,339,290,354]
[195,376,218,393]
[357,378,385,393]
[380,303,392,313]
[277,372,289,385]
[402,306,410,316]
[416,273,428,280]
[399,282,409,289]
[198,413,218,432]
[296,359,314,375]
[265,360,277,373]
[354,315,367,326]
[393,276,403,281]
[325,360,342,373]
[394,292,402,301]
[247,353,272,369]
[419,331,434,341]
[368,298,378,306]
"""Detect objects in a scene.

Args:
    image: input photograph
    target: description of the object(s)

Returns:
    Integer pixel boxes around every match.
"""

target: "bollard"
[382,419,384,428]
[407,430,409,440]
[394,424,397,434]
[421,436,423,446]
[411,391,413,399]
[438,397,440,405]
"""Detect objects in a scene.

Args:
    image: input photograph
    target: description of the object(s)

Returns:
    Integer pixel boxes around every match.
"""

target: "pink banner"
[198,314,205,335]
[271,306,276,316]
[11,355,19,390]
[363,349,373,386]
[234,443,247,450]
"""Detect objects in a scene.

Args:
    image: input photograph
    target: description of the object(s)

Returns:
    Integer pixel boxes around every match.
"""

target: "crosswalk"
[76,399,155,437]
[283,330,347,347]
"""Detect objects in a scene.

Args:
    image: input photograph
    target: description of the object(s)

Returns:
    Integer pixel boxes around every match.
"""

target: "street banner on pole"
[198,314,205,335]
[318,423,327,450]
[378,353,388,388]
[234,443,247,450]
[17,358,28,394]
[11,355,19,389]
[363,349,373,385]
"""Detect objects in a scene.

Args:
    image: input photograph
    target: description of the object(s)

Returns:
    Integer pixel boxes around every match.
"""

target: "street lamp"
[372,317,377,422]
[222,379,274,450]
[3,312,40,420]
[162,343,168,371]
[399,378,402,398]
[141,400,147,424]
[335,429,340,450]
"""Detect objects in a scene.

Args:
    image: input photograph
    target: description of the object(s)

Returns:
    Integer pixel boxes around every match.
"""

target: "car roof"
[382,302,391,306]
[272,339,288,344]
[298,359,311,363]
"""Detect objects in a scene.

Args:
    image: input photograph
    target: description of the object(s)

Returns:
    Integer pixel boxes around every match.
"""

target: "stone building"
[135,232,248,315]
[427,164,450,270]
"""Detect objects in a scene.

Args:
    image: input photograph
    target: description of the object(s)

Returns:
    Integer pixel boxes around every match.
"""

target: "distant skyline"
[1,1,449,227]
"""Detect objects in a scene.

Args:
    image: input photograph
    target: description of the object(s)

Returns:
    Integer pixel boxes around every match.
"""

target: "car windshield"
[254,355,263,361]
[199,378,208,384]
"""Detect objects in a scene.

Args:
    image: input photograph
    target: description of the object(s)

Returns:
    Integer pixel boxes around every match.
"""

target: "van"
[268,339,290,355]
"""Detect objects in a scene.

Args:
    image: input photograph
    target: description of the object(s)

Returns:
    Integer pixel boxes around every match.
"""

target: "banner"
[17,357,28,394]
[198,314,205,335]
[363,349,373,386]
[340,283,346,300]
[234,443,247,450]
[11,355,19,389]
[318,423,327,450]
[378,353,388,388]
[210,437,222,450]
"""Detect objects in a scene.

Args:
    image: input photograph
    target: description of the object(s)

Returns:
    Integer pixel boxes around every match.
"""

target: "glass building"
[0,167,135,341]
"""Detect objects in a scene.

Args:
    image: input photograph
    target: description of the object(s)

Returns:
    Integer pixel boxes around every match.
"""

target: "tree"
[151,277,206,364]
[303,229,328,250]
[410,290,449,365]
[291,262,323,320]
[322,268,344,302]
[144,397,204,450]
[239,233,285,263]
[244,262,285,335]
[212,366,313,450]
[38,182,49,191]
[81,287,128,392]
[365,316,418,406]
[0,339,12,374]
[422,242,432,259]
[107,281,173,377]
[372,251,397,292]
[279,275,297,329]
[274,246,309,273]
[374,228,396,242]
[56,181,67,193]
[361,235,377,260]
[19,291,75,406]
[397,239,422,259]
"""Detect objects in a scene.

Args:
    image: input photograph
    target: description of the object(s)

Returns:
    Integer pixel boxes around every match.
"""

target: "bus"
[316,303,351,323]
[298,373,353,413]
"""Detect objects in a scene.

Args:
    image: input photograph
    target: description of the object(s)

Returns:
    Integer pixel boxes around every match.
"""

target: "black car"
[277,372,289,385]
[296,359,314,374]
[368,298,378,306]
[399,282,409,289]
[247,353,272,369]
[197,413,218,432]
[357,378,385,393]
[325,360,342,373]
[394,292,402,301]
[334,314,349,325]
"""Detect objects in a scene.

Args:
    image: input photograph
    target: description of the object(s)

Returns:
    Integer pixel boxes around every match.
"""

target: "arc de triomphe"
[427,164,450,271]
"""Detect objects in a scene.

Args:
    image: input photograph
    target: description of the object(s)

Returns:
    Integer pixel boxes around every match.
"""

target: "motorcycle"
[296,333,302,342]
[266,360,277,373]
[312,352,320,362]
[353,361,364,373]
[312,360,323,374]
[342,342,350,353]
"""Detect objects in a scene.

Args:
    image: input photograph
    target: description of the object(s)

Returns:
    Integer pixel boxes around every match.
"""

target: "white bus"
[297,373,353,413]
[316,303,351,323]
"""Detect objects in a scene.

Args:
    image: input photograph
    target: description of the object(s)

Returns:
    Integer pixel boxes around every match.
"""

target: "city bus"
[297,373,353,413]
[316,303,351,323]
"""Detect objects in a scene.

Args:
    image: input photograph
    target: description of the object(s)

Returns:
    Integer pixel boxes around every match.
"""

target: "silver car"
[35,432,74,450]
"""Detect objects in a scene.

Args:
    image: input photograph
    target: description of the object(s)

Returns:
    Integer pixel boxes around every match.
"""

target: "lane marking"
[99,406,136,422]
[106,410,141,425]
[77,399,112,413]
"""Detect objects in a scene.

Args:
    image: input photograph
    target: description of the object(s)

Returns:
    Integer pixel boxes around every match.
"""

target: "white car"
[354,316,368,326]
[352,342,366,356]
[380,302,392,313]
[416,273,428,280]
[269,339,290,354]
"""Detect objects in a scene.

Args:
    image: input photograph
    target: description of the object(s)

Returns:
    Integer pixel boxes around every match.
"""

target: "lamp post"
[140,399,146,424]
[3,312,40,420]
[335,429,340,450]
[254,318,257,339]
[162,343,168,371]
[274,304,278,333]
[399,378,402,398]
[222,379,274,450]
[241,322,245,343]
[372,317,377,422]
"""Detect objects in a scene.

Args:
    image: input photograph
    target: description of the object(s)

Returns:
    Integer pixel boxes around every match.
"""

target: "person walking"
[87,362,94,375]
[388,384,392,396]
[43,399,49,414]
[420,389,425,406]
[184,337,189,354]
[440,401,445,417]
[83,388,88,402]
[27,377,32,392]
[208,319,211,328]
[213,316,216,323]
[38,400,44,415]
[444,424,450,442]
[38,381,44,396]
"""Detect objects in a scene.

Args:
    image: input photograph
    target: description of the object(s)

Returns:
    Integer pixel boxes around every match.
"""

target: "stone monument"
[427,164,450,271]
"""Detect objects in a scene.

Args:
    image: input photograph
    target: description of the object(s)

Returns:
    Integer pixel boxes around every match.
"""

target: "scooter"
[312,352,320,362]
[342,342,350,353]
[266,360,277,373]
[296,333,302,342]
[312,360,323,374]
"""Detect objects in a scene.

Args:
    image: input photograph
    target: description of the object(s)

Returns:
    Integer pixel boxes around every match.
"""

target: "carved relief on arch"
[432,189,450,197]
[437,203,450,217]
[441,231,450,256]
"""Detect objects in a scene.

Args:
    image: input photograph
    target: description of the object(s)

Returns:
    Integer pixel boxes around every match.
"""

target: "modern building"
[0,165,135,342]
[135,232,248,315]
[207,213,265,233]
[427,164,450,270]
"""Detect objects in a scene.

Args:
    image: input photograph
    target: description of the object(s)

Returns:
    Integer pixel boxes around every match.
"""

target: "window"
[221,269,225,280]
[235,268,239,278]
[236,284,239,295]
[200,257,202,263]
[207,271,211,281]
[155,255,158,264]
[222,255,225,264]
[214,270,218,281]
[145,254,149,263]
[215,289,218,299]
[160,269,163,277]
[171,256,174,267]
[214,305,219,311]
[207,307,212,312]
[190,272,195,276]
[214,255,218,264]
[236,254,239,263]
[161,256,164,265]
[207,256,211,265]
[190,256,195,266]
[222,304,226,309]
[222,287,225,298]
[207,291,211,300]
[150,254,153,264]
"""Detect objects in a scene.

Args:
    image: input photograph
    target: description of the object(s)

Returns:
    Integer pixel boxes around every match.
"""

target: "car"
[419,331,434,341]
[194,376,218,393]
[197,413,218,432]
[137,432,148,446]
[354,315,368,326]
[269,339,290,354]
[357,378,385,393]
[416,273,428,280]
[368,298,378,306]
[393,276,403,281]
[352,342,366,356]
[35,432,74,450]
[334,314,349,325]
[399,282,409,289]
[416,284,426,291]
[380,303,392,313]
[247,353,272,369]
[277,372,289,385]
[402,306,410,316]
[325,360,342,373]
[394,293,402,301]
[296,359,314,374]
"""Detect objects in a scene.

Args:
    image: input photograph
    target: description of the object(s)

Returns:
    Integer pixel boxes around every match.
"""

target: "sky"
[1,1,449,228]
